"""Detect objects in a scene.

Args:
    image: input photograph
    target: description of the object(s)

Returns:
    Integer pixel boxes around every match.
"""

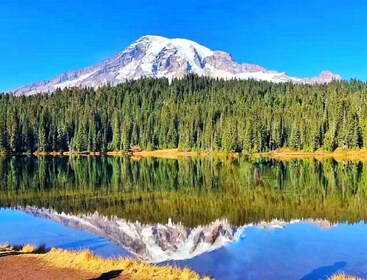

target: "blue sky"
[1,0,366,92]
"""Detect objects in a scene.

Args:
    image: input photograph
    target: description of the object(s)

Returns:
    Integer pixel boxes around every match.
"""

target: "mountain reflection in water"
[16,206,337,263]
[1,155,367,279]
[3,206,367,280]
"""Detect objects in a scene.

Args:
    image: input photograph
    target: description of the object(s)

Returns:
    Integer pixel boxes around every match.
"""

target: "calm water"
[168,222,367,280]
[1,156,367,279]
[0,209,129,258]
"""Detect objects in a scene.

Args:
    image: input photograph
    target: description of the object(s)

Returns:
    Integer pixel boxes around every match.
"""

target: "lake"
[0,156,367,279]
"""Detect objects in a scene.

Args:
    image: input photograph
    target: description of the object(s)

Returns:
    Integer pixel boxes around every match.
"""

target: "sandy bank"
[255,148,367,162]
[3,147,367,162]
[0,244,207,280]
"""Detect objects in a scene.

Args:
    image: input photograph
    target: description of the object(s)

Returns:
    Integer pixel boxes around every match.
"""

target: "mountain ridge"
[10,35,341,95]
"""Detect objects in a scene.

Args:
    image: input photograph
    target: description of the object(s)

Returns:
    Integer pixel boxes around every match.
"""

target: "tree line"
[1,75,367,153]
[1,156,367,226]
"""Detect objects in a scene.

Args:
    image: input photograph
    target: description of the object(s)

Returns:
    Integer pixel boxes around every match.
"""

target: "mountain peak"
[303,70,342,84]
[9,36,342,95]
[139,35,167,40]
[318,70,342,80]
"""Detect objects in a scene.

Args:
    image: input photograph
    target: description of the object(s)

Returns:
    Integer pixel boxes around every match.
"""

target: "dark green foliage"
[1,75,367,153]
[1,156,367,227]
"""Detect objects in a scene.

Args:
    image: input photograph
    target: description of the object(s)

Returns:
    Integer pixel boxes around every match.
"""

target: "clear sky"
[1,0,366,92]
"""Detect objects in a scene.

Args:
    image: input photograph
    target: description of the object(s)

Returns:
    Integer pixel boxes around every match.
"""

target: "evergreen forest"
[1,75,367,153]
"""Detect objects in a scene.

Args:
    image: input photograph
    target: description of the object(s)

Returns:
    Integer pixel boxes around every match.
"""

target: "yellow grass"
[8,147,367,161]
[33,151,64,156]
[20,244,39,253]
[329,273,362,280]
[0,244,46,254]
[132,148,237,160]
[33,151,53,156]
[256,148,367,162]
[38,248,208,280]
[10,146,367,162]
[132,149,199,159]
[106,151,127,156]
[1,244,209,280]
[62,151,101,156]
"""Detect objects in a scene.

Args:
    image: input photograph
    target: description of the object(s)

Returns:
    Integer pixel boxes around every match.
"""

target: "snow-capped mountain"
[10,35,341,95]
[19,206,336,263]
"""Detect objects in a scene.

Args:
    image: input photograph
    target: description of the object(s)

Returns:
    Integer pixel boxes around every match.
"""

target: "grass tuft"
[329,273,362,280]
[0,244,47,254]
[20,244,46,254]
[20,244,38,253]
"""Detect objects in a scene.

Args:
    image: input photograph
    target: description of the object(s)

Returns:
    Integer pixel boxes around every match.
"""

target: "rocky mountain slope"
[10,36,341,95]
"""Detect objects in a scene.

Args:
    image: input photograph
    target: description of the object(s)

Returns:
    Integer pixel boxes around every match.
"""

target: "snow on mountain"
[10,35,342,95]
[303,71,342,84]
[19,206,336,263]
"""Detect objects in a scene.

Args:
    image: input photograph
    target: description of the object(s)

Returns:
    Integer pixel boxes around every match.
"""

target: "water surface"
[0,208,129,258]
[168,222,367,280]
[1,156,367,279]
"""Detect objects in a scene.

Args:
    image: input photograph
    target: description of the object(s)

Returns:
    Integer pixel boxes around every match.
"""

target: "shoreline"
[0,244,208,280]
[0,149,239,160]
[0,245,358,280]
[254,148,367,161]
[127,149,237,160]
[1,148,367,161]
